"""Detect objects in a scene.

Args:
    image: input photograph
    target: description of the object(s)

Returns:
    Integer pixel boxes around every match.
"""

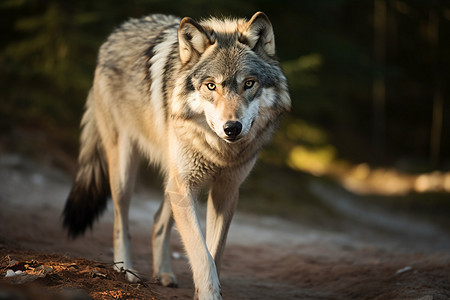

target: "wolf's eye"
[244,80,255,90]
[206,83,216,91]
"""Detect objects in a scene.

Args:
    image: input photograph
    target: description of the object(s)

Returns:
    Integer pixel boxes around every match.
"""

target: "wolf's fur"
[63,12,290,299]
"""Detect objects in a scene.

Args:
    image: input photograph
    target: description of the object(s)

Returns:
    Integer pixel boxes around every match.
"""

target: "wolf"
[62,11,290,299]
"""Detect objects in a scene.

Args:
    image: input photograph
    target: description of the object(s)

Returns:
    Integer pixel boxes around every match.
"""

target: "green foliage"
[1,0,449,170]
[1,1,100,135]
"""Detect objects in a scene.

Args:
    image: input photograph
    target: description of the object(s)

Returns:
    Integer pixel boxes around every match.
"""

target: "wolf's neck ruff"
[63,12,290,300]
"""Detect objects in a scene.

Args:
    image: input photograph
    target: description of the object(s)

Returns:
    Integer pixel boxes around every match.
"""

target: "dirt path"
[1,155,450,299]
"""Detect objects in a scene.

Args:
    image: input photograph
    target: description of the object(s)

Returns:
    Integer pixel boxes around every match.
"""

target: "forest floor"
[1,154,450,300]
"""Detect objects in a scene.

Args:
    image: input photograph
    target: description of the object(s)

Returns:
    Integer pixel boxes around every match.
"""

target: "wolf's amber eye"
[206,83,216,91]
[244,80,255,90]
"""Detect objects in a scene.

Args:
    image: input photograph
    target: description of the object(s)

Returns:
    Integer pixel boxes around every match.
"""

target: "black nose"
[223,121,242,139]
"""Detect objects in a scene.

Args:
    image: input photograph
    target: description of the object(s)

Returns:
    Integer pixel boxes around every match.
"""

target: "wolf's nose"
[223,121,242,139]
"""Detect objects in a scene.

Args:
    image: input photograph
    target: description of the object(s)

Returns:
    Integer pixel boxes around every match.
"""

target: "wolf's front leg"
[205,178,239,275]
[206,161,256,275]
[166,175,222,300]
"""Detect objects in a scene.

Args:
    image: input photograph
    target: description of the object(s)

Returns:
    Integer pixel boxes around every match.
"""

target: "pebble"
[5,269,25,277]
[396,266,413,274]
[5,270,17,277]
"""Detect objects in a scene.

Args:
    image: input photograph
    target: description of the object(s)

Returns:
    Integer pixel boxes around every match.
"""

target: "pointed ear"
[178,17,213,65]
[241,12,276,57]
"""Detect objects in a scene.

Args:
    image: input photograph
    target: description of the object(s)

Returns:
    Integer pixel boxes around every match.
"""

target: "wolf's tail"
[63,91,111,238]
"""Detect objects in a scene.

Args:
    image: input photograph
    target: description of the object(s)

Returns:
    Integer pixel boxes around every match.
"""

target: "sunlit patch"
[287,145,336,176]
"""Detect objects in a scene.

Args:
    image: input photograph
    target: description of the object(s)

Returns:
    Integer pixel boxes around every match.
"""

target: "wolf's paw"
[124,270,141,283]
[194,288,222,300]
[156,273,178,287]
[113,264,141,283]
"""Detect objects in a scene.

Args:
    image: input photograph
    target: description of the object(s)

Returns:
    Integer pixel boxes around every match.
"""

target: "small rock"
[5,269,16,277]
[396,266,413,275]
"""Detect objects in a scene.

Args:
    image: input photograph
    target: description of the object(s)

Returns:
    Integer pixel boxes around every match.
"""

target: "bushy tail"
[63,92,111,238]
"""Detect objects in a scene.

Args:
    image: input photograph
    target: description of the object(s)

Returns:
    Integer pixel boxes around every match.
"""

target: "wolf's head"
[173,12,290,144]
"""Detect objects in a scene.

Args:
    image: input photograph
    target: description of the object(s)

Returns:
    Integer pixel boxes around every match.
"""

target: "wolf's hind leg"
[107,135,140,282]
[152,196,177,287]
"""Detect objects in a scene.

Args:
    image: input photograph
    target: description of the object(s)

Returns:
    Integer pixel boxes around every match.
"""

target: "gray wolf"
[62,11,290,300]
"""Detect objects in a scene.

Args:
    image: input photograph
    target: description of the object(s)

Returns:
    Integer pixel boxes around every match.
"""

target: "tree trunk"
[373,0,387,161]
[429,4,442,167]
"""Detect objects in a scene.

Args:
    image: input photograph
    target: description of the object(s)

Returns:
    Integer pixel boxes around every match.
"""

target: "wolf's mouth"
[224,136,241,143]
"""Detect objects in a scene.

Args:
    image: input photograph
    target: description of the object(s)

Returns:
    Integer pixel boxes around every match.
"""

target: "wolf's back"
[63,91,111,238]
[63,15,181,238]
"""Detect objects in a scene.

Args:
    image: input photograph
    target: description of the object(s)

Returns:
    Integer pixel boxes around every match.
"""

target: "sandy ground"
[0,155,450,300]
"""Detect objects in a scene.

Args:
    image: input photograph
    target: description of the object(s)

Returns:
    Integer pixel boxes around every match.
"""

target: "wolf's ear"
[178,17,213,65]
[241,12,275,57]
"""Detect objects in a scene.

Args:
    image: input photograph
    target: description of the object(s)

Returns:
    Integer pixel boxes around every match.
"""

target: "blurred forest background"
[1,0,449,220]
